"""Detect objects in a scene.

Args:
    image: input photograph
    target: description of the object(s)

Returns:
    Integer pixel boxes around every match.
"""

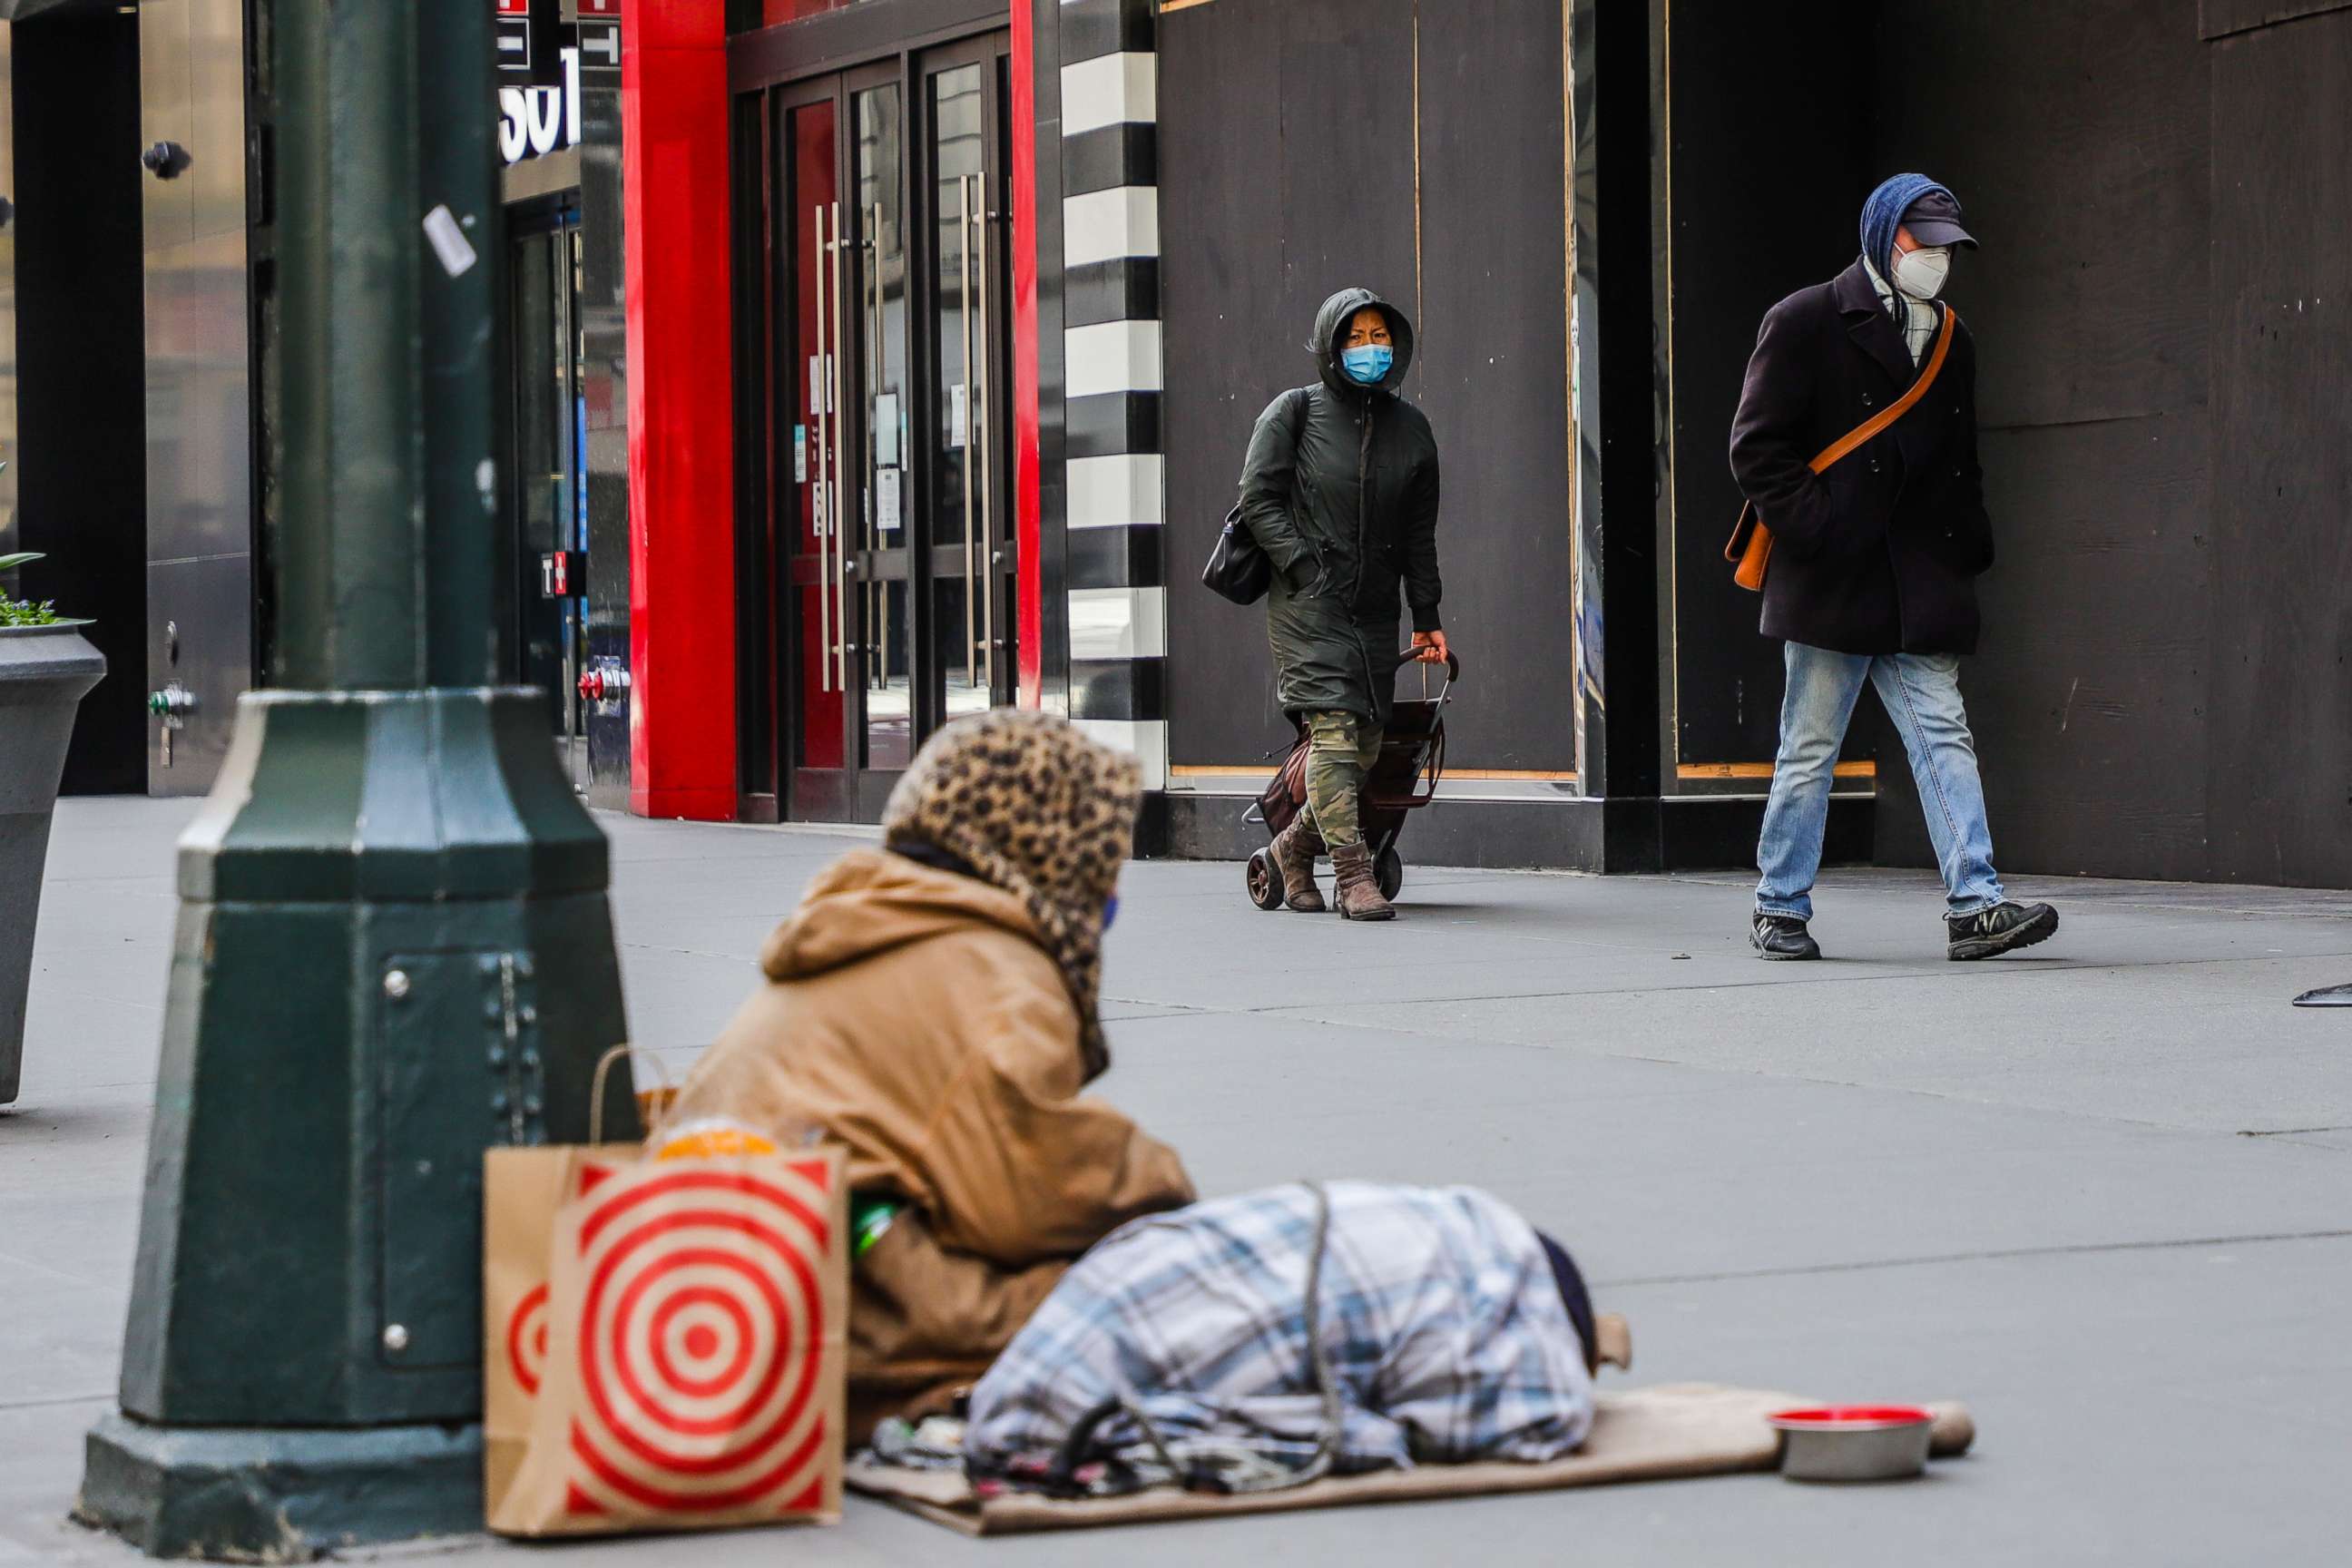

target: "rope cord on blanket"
[1046,1181,1343,1497]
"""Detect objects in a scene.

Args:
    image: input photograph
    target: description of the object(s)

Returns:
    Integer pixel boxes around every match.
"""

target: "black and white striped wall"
[1052,0,1166,787]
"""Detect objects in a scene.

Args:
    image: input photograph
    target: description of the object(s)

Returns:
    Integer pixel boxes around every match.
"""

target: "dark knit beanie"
[1534,1230,1599,1376]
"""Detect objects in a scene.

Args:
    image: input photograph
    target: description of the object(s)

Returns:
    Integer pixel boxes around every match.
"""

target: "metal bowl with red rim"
[1768,1406,1936,1482]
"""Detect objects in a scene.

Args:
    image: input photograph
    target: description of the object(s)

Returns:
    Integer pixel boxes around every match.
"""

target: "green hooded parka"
[1240,287,1443,727]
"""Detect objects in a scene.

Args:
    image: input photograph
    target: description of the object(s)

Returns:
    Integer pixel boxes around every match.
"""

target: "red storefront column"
[621,0,737,818]
[1010,0,1044,709]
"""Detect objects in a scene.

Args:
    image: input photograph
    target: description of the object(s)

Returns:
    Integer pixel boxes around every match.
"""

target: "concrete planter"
[0,621,104,1105]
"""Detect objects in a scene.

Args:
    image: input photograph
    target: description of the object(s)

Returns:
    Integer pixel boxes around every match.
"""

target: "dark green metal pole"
[75,4,635,1558]
[419,0,504,691]
[276,0,501,689]
[276,0,425,691]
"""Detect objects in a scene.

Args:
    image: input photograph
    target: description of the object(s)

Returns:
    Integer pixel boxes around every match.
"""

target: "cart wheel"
[1247,849,1287,911]
[1377,848,1405,902]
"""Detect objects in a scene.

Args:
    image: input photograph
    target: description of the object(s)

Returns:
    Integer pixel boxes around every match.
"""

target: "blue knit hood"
[1859,172,1957,279]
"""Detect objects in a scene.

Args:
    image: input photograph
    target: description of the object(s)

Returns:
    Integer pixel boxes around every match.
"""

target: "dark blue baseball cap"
[1903,188,1977,249]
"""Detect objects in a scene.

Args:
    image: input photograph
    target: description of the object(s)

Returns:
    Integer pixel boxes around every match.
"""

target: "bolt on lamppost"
[74,4,637,1559]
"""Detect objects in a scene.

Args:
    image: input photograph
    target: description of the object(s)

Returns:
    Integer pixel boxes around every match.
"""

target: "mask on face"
[1890,245,1952,300]
[1341,344,1394,385]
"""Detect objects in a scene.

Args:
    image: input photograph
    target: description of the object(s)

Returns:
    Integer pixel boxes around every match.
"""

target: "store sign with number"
[496,1,623,168]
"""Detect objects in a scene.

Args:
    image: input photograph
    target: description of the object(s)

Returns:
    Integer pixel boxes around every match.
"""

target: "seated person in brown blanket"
[659,711,1194,1442]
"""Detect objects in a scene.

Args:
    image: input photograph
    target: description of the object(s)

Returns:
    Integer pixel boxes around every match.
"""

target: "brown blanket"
[846,1383,1977,1536]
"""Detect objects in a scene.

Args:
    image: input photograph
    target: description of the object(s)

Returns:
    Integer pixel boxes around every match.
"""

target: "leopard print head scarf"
[881,710,1142,1080]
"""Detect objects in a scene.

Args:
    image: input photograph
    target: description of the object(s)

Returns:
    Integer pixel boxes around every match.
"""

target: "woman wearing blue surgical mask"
[1235,288,1450,922]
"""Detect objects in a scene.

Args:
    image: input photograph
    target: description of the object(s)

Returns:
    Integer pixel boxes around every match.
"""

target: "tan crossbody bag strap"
[1726,304,1959,592]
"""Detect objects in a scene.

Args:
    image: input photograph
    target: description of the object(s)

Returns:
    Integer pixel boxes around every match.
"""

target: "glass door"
[769,82,853,818]
[922,35,1018,728]
[510,203,589,793]
[743,32,1014,822]
[851,66,915,777]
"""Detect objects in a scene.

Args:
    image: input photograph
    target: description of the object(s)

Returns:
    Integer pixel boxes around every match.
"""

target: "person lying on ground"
[961,1181,1630,1494]
[658,710,1196,1443]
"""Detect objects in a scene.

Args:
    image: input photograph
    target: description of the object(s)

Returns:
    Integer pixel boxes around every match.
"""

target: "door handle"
[828,198,851,691]
[812,201,833,695]
[958,172,979,690]
[973,177,996,698]
[870,199,887,694]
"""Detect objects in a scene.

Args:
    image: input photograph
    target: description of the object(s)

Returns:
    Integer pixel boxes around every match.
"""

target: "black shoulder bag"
[1200,389,1309,606]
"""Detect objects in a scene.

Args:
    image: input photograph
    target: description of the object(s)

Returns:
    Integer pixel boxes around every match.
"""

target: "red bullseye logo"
[507,1283,551,1396]
[559,1161,834,1518]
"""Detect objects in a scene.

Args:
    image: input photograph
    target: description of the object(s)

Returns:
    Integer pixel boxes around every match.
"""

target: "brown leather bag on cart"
[1255,727,1313,837]
[1726,305,1958,592]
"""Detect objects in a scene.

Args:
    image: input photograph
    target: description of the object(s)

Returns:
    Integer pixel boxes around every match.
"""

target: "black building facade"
[1129,0,2352,888]
[0,0,637,806]
[5,0,2348,892]
[1671,0,2352,887]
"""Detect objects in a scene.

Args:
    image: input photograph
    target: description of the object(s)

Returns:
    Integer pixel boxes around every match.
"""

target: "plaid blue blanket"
[963,1181,1595,1488]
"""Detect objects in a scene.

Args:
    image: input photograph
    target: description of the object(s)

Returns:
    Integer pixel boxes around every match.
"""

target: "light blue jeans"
[1755,642,2004,922]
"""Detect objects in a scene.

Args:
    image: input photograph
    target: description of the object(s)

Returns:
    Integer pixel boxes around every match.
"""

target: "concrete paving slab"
[1102,862,2352,1021]
[6,801,2352,1565]
[2269,1127,2352,1152]
[1291,959,2352,1134]
[1105,1010,2352,1281]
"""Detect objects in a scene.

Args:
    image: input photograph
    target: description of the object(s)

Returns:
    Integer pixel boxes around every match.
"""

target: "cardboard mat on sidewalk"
[846,1384,1976,1536]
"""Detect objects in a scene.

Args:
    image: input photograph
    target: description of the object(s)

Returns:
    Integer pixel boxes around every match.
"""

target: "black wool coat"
[1729,260,1994,655]
[1240,287,1443,727]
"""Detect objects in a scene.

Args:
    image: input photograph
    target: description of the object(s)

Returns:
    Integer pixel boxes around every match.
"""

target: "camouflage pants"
[1300,710,1384,850]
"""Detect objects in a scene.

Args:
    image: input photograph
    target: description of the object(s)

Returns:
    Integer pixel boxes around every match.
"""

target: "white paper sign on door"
[950,384,968,449]
[793,425,807,483]
[877,466,902,533]
[875,394,901,467]
[808,357,823,416]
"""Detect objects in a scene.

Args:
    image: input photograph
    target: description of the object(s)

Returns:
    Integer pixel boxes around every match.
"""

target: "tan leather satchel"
[1726,305,1958,592]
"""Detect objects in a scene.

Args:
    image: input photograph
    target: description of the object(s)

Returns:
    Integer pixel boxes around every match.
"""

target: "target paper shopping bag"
[483,1146,627,1524]
[491,1146,850,1536]
[484,1045,681,1521]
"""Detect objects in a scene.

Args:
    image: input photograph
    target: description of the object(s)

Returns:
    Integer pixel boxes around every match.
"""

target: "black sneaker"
[1946,900,2060,961]
[1751,913,1821,961]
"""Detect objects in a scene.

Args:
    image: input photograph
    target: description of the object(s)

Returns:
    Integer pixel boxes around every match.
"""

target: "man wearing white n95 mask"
[1729,173,2060,965]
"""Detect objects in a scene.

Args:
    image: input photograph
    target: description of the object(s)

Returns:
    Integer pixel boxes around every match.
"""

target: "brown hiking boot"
[1269,818,1325,913]
[1330,842,1396,922]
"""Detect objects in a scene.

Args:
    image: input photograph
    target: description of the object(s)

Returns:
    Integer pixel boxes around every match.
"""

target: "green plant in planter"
[0,551,62,627]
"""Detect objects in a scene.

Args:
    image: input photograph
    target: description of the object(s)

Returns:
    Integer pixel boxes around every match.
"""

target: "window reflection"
[932,64,985,715]
[856,84,911,769]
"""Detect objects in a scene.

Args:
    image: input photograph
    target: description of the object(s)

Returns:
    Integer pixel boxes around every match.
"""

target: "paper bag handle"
[589,1044,673,1146]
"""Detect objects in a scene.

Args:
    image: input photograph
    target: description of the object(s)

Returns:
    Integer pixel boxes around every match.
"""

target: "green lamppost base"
[82,688,636,1560]
[76,1416,484,1563]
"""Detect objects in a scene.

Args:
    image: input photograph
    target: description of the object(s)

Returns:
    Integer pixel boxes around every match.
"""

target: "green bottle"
[849,1194,902,1259]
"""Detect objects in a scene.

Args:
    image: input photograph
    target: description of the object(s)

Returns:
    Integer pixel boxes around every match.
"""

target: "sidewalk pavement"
[5,797,2351,1565]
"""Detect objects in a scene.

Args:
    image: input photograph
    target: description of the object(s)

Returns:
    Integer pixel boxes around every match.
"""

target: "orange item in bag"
[656,1117,780,1161]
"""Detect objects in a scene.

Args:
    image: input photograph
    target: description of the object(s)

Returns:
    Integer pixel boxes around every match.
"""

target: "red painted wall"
[619,2,1045,812]
[621,0,738,818]
[764,0,858,22]
[1010,0,1043,710]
